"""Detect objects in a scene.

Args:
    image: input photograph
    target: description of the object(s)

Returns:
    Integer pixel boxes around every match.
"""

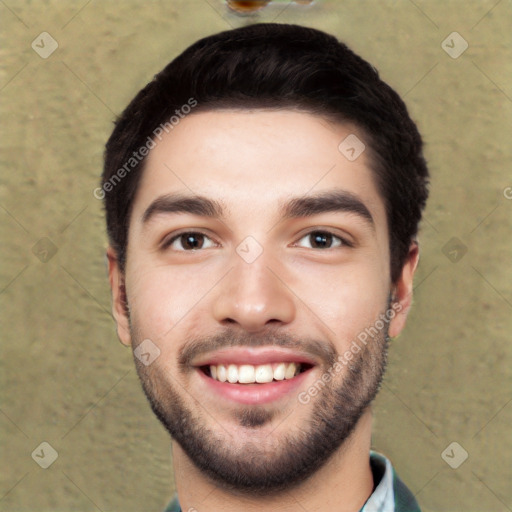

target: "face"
[108,110,418,494]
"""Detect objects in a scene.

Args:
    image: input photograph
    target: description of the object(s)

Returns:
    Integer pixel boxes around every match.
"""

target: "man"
[102,23,428,512]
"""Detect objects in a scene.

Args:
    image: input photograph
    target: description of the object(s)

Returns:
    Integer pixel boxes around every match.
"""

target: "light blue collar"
[360,451,395,512]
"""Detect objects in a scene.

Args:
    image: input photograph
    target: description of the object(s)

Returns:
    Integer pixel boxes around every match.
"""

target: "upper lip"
[192,347,319,367]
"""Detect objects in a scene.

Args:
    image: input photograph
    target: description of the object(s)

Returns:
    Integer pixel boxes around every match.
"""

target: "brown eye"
[310,231,333,249]
[180,233,205,250]
[296,230,348,250]
[164,232,216,251]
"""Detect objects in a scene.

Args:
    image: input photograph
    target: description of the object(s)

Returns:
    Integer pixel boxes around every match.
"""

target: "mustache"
[178,328,338,369]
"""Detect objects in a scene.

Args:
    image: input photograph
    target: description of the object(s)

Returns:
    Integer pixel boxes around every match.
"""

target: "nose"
[211,255,296,332]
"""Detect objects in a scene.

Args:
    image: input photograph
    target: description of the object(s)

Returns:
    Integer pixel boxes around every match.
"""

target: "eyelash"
[161,230,218,251]
[161,229,353,251]
[293,230,353,249]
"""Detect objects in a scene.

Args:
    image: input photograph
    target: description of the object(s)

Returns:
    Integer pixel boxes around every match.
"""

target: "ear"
[388,241,420,338]
[106,247,132,347]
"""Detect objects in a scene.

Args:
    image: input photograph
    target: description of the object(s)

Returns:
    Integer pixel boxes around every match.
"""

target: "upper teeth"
[210,362,301,384]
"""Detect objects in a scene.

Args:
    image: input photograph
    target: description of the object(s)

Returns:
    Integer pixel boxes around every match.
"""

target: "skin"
[107,110,419,512]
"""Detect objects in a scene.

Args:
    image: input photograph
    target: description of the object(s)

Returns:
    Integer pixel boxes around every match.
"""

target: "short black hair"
[102,23,429,283]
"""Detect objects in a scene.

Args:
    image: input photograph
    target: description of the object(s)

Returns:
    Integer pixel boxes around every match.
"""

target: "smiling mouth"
[200,362,314,384]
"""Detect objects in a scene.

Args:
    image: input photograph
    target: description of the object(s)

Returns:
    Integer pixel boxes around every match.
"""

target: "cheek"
[126,261,217,344]
[287,259,389,343]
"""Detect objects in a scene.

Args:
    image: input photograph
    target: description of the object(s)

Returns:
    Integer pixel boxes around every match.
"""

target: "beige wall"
[1,1,511,510]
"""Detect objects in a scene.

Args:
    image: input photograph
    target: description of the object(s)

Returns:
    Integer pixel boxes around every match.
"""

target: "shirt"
[163,451,421,512]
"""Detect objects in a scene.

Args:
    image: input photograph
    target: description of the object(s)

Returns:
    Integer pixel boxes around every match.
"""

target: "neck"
[172,408,374,512]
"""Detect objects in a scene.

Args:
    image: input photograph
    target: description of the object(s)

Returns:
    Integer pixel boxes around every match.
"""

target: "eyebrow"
[142,193,225,224]
[280,190,374,228]
[141,190,374,228]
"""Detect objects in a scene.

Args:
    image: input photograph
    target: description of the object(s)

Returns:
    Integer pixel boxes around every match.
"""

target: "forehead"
[132,109,386,229]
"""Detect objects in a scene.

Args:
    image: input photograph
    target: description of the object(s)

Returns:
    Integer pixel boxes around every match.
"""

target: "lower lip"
[196,368,313,405]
